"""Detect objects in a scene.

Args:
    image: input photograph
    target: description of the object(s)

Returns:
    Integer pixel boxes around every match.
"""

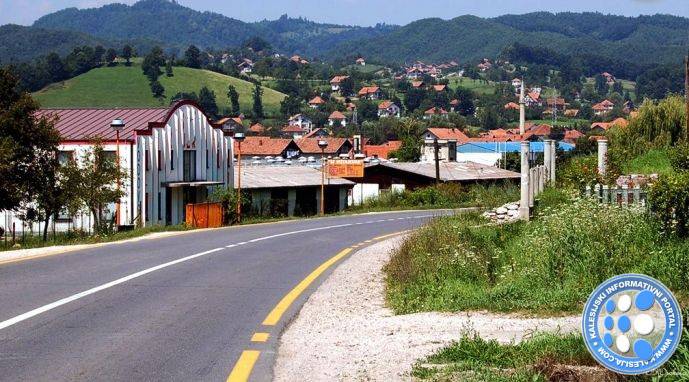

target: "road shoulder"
[273,235,579,381]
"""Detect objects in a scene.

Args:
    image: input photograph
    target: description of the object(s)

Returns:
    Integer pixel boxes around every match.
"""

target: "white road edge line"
[0,213,440,331]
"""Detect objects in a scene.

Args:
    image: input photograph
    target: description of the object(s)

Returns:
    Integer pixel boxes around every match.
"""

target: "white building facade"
[1,101,234,234]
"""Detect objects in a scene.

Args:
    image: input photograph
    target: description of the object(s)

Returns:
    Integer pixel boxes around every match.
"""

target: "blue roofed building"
[457,141,574,166]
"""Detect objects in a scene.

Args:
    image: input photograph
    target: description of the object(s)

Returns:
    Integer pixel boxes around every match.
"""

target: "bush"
[649,172,689,237]
[668,143,689,172]
[386,196,689,314]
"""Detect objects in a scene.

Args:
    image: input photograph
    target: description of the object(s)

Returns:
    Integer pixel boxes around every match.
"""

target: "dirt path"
[273,236,579,381]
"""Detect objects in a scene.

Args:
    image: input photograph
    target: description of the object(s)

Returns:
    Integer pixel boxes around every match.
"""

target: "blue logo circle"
[582,274,683,375]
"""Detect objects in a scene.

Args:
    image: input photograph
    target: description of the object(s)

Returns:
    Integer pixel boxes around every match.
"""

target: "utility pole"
[519,78,526,135]
[685,52,689,141]
[434,138,440,184]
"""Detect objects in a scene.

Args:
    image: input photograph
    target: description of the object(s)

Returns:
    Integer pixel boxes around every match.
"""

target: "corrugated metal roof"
[457,141,574,154]
[235,166,354,189]
[36,108,169,141]
[375,162,520,181]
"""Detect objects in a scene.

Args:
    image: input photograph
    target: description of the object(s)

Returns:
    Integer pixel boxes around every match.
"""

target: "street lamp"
[234,132,246,223]
[318,139,328,215]
[110,118,125,227]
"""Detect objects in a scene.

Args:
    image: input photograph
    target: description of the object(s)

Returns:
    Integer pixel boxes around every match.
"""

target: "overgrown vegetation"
[385,189,689,314]
[414,325,689,381]
[350,182,519,212]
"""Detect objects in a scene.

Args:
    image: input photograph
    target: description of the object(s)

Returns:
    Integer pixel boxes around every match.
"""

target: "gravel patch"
[273,235,580,381]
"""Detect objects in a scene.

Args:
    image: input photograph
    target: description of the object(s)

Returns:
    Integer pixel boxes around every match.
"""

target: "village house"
[363,140,402,160]
[563,129,585,144]
[249,123,266,135]
[328,111,348,127]
[564,109,580,118]
[602,72,616,85]
[546,97,567,112]
[290,55,309,64]
[504,102,520,111]
[432,84,447,92]
[411,80,425,88]
[406,68,423,80]
[238,59,254,74]
[356,57,366,66]
[377,100,401,118]
[420,127,469,162]
[592,99,615,115]
[590,117,628,134]
[357,86,382,100]
[235,136,301,160]
[449,99,460,112]
[511,78,522,89]
[330,75,349,92]
[3,101,236,232]
[525,91,542,107]
[281,125,307,140]
[303,128,329,139]
[288,114,313,132]
[308,96,325,109]
[236,166,353,216]
[296,137,353,159]
[215,116,244,132]
[423,107,449,120]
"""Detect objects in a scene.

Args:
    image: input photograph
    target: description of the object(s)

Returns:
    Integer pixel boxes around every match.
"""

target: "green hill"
[33,63,286,116]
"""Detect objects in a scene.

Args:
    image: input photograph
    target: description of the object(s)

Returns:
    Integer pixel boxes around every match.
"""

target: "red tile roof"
[433,84,446,91]
[249,123,266,133]
[308,96,325,105]
[411,81,424,88]
[296,137,351,155]
[378,100,394,109]
[282,125,305,133]
[424,107,448,115]
[358,86,380,96]
[504,102,519,110]
[330,75,349,84]
[36,107,169,141]
[564,129,584,142]
[592,99,615,110]
[363,141,402,159]
[425,128,469,142]
[234,137,295,156]
[303,128,329,139]
[329,111,346,120]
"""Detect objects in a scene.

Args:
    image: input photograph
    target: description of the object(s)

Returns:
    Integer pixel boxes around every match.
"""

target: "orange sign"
[327,159,364,178]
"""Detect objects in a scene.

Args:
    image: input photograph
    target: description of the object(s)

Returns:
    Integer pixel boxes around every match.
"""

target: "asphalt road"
[0,210,450,382]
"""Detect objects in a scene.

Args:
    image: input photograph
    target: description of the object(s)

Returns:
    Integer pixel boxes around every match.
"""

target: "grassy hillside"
[34,63,286,116]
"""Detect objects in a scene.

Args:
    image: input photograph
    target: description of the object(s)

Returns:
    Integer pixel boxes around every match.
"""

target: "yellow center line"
[225,229,411,381]
[226,350,260,382]
[262,247,353,326]
[251,332,270,342]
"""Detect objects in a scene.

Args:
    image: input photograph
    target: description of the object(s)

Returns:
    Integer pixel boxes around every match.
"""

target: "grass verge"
[385,188,689,314]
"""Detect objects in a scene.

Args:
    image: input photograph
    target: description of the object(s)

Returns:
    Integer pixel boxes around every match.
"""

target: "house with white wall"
[1,100,234,233]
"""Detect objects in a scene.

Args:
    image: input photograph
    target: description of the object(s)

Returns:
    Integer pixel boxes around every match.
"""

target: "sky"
[1,0,688,26]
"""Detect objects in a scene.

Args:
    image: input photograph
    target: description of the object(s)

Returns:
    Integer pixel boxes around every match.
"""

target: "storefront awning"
[161,181,224,188]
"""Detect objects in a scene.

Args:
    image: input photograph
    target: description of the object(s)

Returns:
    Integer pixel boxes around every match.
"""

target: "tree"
[594,74,608,97]
[404,87,426,113]
[93,45,106,65]
[45,52,67,82]
[227,84,240,115]
[0,68,61,212]
[150,80,165,101]
[61,142,127,234]
[243,36,272,53]
[165,59,174,77]
[198,86,218,118]
[184,45,201,69]
[252,83,264,119]
[121,45,133,66]
[339,77,354,97]
[170,91,198,103]
[105,48,118,66]
[357,99,378,122]
[280,95,302,117]
[33,150,65,241]
[390,135,421,162]
[142,46,165,82]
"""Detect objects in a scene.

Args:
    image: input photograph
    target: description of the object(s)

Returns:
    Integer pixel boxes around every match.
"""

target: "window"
[157,192,162,221]
[145,150,150,171]
[217,150,220,168]
[57,151,74,166]
[170,150,175,170]
[157,150,162,170]
[206,149,209,169]
[102,150,116,165]
[145,192,149,221]
[183,150,196,181]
